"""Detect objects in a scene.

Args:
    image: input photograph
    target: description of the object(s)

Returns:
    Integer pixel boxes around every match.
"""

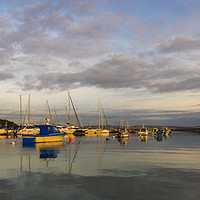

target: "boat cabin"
[39,125,61,135]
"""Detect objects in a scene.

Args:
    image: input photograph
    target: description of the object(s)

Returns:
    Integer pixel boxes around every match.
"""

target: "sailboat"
[18,95,40,136]
[61,91,87,136]
[117,129,129,138]
[96,99,109,136]
[0,127,6,135]
[117,120,129,138]
[138,123,148,136]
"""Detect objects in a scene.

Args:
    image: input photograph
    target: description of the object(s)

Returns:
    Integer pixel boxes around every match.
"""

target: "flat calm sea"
[0,132,200,200]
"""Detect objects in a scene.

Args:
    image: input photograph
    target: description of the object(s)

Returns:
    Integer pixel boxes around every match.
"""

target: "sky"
[1,0,200,127]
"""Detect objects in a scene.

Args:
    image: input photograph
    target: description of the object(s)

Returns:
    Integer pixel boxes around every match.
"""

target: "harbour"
[1,0,200,199]
[0,131,200,199]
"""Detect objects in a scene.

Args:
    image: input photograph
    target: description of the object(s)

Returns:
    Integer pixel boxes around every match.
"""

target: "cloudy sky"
[1,0,200,127]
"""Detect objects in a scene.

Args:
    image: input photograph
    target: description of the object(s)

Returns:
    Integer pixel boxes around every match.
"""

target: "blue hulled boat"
[22,123,66,144]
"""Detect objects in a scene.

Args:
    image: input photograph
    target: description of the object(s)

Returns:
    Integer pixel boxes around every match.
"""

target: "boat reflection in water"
[117,137,129,146]
[154,135,163,142]
[35,142,63,166]
[139,135,148,143]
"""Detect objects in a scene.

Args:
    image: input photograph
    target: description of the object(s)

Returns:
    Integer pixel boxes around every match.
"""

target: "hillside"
[0,119,19,129]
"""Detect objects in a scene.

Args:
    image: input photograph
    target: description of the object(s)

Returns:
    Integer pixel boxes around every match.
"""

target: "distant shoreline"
[171,127,200,133]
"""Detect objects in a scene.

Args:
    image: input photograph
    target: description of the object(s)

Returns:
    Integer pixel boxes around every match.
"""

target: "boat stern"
[22,135,35,143]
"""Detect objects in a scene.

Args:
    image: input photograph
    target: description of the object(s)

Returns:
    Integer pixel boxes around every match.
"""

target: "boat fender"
[128,135,131,138]
[69,138,73,142]
[10,141,16,145]
[106,138,110,141]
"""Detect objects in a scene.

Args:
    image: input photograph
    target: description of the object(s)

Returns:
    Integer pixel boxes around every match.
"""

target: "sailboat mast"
[65,106,68,126]
[20,95,22,127]
[68,91,71,127]
[100,101,103,129]
[98,99,100,129]
[46,100,48,119]
[69,94,81,127]
[28,94,30,125]
[74,112,76,127]
[76,108,83,128]
[54,106,57,125]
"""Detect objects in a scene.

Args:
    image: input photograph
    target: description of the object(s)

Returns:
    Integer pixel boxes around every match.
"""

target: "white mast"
[76,108,83,128]
[68,91,71,127]
[20,95,22,127]
[54,106,57,125]
[28,94,30,126]
[65,106,68,127]
[98,99,100,129]
[46,100,50,120]
[100,101,103,129]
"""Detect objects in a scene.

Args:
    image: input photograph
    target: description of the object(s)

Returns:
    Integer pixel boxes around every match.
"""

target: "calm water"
[0,132,200,200]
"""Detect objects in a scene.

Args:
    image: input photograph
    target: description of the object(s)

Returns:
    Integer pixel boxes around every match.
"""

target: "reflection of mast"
[28,153,31,172]
[68,144,71,174]
[98,136,104,167]
[20,155,22,172]
[70,141,80,172]
[20,153,31,172]
[66,140,80,175]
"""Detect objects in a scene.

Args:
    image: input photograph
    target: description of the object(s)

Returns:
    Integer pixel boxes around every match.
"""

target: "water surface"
[0,132,200,200]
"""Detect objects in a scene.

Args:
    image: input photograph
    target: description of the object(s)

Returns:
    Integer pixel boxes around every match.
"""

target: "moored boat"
[156,129,164,136]
[85,129,98,136]
[98,129,109,136]
[0,127,6,135]
[152,128,158,135]
[138,124,148,136]
[18,126,40,136]
[22,123,66,143]
[139,135,148,143]
[73,128,87,136]
[117,129,129,138]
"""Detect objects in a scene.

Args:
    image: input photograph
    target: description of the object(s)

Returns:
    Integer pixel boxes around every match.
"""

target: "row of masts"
[119,119,130,130]
[45,92,83,127]
[20,94,30,127]
[98,99,108,129]
[20,92,103,128]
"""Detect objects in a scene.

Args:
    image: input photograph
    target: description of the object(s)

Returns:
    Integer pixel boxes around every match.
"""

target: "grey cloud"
[0,1,120,62]
[18,54,197,93]
[3,1,200,95]
[22,37,114,59]
[151,77,200,93]
[159,35,200,53]
[0,17,11,28]
[0,71,15,81]
[13,0,119,40]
